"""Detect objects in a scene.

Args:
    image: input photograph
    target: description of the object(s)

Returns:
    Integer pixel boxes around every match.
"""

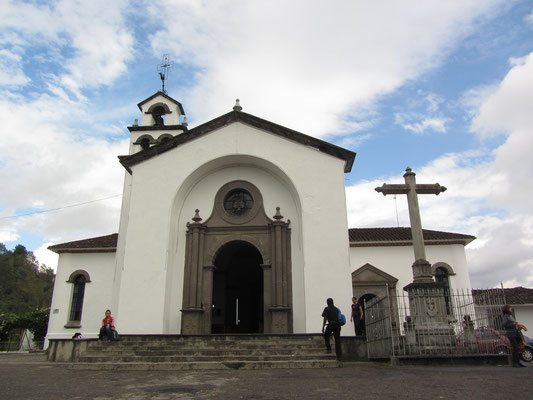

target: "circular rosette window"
[223,189,254,217]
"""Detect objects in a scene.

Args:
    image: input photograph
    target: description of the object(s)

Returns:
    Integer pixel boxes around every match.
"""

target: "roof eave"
[48,247,117,254]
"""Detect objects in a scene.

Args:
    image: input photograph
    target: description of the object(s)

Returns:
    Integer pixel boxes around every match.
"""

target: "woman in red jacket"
[99,309,115,341]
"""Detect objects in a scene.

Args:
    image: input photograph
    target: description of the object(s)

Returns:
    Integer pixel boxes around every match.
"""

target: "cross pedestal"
[376,167,455,353]
[403,282,456,351]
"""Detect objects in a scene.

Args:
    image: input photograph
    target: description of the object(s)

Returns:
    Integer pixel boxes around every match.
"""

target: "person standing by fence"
[502,304,527,368]
[351,297,364,336]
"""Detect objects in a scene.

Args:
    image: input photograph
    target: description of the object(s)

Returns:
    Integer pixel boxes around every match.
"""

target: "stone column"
[181,210,205,334]
[201,265,215,334]
[261,264,272,332]
[268,207,291,333]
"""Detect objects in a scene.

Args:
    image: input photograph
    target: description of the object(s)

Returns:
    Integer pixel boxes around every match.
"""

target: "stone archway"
[180,181,293,334]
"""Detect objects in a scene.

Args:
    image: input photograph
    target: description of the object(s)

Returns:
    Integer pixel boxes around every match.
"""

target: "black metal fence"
[365,288,510,358]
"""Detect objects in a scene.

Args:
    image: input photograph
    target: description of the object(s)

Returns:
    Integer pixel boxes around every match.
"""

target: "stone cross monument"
[375,167,454,352]
[375,167,447,283]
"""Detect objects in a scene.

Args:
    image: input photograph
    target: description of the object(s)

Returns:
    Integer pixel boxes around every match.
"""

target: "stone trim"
[137,91,185,114]
[214,181,263,225]
[63,321,81,329]
[432,262,456,276]
[145,102,172,114]
[66,270,91,283]
[181,182,293,334]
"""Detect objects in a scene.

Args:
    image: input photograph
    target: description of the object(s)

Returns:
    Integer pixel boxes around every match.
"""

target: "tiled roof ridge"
[472,287,533,305]
[48,233,118,253]
[348,227,475,243]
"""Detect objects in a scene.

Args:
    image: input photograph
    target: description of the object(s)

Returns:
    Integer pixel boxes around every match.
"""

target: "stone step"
[69,359,342,371]
[95,338,325,346]
[76,354,335,363]
[86,343,325,352]
[61,334,341,370]
[82,348,327,357]
[106,336,324,344]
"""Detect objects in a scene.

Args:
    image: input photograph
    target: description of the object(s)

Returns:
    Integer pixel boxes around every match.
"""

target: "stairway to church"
[69,334,341,370]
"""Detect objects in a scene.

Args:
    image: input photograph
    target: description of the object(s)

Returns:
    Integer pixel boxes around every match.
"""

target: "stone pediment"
[352,263,398,285]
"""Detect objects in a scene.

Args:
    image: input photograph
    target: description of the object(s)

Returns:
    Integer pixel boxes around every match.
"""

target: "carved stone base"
[403,282,456,350]
[181,308,203,334]
[269,307,290,334]
[411,259,434,284]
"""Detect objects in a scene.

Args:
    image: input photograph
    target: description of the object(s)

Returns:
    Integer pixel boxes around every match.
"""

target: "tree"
[0,243,55,348]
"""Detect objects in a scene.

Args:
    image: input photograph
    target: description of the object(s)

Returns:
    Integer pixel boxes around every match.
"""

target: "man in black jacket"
[322,298,342,360]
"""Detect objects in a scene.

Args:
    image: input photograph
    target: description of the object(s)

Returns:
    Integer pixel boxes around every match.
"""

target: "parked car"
[457,327,525,355]
[521,335,533,362]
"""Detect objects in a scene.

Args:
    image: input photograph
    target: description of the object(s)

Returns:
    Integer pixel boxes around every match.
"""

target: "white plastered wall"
[45,252,115,343]
[115,121,353,334]
[514,306,533,333]
[349,243,473,293]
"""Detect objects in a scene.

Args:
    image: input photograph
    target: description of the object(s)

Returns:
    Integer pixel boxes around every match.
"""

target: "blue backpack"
[337,308,346,326]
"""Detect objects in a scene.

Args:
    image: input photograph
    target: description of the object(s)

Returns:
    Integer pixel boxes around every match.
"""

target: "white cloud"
[0,94,127,245]
[346,51,533,288]
[0,0,134,97]
[0,230,19,243]
[34,242,59,272]
[0,49,30,86]
[149,0,506,138]
[525,10,533,26]
[402,117,448,134]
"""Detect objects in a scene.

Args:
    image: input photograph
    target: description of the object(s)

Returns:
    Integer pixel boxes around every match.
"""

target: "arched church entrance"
[180,180,293,335]
[212,241,264,333]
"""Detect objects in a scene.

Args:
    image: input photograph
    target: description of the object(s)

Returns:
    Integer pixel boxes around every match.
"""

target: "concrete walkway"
[1,352,532,400]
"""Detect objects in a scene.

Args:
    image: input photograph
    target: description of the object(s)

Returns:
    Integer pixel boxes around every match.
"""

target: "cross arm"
[375,183,409,195]
[413,184,447,195]
[375,183,447,196]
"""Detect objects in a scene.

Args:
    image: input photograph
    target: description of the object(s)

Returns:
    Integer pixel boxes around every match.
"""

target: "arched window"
[435,267,451,315]
[65,270,90,328]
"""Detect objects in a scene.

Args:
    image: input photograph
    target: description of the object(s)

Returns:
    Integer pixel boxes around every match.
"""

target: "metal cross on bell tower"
[157,54,174,94]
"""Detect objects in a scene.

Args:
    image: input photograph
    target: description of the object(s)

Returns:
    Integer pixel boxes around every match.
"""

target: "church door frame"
[211,240,264,334]
[180,180,293,334]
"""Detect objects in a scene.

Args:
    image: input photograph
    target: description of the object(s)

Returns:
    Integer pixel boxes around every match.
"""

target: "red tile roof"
[348,227,475,247]
[48,233,118,253]
[473,287,533,305]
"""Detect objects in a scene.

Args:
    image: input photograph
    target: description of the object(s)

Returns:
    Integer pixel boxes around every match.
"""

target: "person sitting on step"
[99,309,115,341]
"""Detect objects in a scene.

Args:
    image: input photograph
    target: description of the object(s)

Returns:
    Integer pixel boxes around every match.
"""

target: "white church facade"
[45,92,474,341]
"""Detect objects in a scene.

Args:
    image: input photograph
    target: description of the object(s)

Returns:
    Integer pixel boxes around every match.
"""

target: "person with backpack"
[321,298,342,360]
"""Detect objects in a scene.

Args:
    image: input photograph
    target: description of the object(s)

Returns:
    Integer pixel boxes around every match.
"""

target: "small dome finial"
[192,209,202,222]
[233,99,242,112]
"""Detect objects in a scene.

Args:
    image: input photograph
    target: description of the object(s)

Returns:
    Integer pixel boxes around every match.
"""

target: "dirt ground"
[0,352,531,400]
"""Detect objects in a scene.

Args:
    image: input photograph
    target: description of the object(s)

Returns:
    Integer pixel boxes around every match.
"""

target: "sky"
[1,0,532,289]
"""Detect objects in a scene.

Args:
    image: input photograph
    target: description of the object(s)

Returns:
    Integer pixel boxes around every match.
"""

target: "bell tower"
[126,92,187,155]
